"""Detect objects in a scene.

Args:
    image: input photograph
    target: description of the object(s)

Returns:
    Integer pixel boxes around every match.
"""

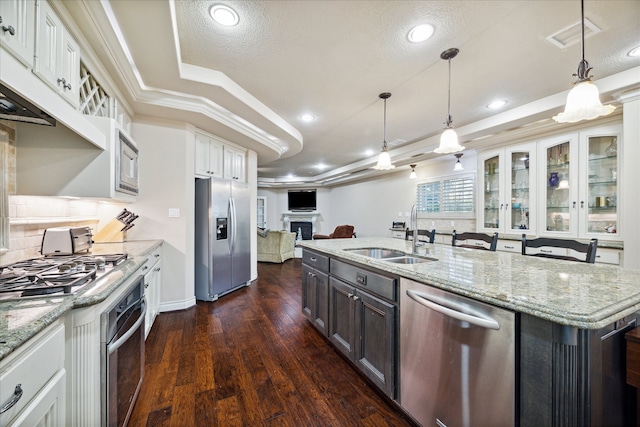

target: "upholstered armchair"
[257,230,297,263]
[313,225,355,239]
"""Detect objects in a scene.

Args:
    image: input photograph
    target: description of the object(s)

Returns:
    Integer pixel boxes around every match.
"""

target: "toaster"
[41,227,93,255]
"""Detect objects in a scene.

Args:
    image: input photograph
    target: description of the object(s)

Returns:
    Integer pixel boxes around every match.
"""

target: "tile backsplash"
[1,195,100,264]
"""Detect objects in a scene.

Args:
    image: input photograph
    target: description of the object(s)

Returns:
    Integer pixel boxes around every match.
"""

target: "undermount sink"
[345,247,436,264]
[345,247,407,259]
[382,256,436,264]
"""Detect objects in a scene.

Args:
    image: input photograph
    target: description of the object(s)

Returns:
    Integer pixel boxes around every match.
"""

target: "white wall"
[621,94,640,269]
[128,118,196,311]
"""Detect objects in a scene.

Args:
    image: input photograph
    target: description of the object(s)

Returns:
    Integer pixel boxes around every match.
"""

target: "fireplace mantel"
[281,212,320,234]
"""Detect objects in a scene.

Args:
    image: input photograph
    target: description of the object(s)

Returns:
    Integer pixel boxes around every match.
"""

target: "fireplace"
[291,221,313,240]
[281,212,320,238]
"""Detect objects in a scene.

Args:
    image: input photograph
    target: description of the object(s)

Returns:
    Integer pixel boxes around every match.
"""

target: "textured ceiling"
[68,1,640,185]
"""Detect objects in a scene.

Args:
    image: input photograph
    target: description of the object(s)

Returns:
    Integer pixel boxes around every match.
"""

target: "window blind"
[416,174,475,215]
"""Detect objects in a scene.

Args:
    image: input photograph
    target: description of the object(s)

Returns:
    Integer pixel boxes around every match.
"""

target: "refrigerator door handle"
[229,198,236,254]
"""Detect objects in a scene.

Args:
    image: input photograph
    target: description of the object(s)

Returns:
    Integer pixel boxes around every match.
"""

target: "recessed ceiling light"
[209,4,239,26]
[407,24,435,43]
[629,46,640,57]
[364,149,375,156]
[487,100,507,109]
[300,114,315,122]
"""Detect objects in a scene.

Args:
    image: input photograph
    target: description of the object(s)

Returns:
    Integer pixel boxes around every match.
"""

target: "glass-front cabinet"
[539,133,578,236]
[478,142,536,234]
[580,125,620,239]
[257,196,267,228]
[538,124,621,241]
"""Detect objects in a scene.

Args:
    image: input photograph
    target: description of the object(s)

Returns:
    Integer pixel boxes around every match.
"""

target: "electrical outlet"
[169,208,181,218]
[451,221,455,227]
[405,211,411,218]
[431,220,435,228]
[398,211,403,217]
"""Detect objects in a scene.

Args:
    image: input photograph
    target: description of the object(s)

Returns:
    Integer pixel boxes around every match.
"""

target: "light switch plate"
[169,208,181,218]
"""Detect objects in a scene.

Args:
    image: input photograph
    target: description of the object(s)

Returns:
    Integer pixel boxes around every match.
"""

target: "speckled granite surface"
[299,238,639,329]
[0,240,162,361]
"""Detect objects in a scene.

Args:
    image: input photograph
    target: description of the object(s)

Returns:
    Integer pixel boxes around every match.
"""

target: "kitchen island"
[298,237,640,427]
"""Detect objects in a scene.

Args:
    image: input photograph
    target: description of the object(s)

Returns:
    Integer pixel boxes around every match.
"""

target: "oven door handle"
[108,297,146,355]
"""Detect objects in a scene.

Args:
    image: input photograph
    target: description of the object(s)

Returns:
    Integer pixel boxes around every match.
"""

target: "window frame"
[415,172,476,219]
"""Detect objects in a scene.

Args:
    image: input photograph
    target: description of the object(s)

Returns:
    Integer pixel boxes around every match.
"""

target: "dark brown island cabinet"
[302,249,397,399]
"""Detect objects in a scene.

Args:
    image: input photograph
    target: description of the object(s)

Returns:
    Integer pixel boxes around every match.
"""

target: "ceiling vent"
[546,18,601,49]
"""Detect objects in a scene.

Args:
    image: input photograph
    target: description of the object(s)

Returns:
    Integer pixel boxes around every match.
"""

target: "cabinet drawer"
[330,259,396,301]
[497,240,520,253]
[594,248,620,265]
[302,250,329,272]
[0,322,64,424]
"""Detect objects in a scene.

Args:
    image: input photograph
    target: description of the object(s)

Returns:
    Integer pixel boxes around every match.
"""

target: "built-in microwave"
[116,129,139,196]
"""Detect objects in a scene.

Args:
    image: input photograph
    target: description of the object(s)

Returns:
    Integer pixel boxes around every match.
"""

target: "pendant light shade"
[553,0,615,123]
[373,92,395,170]
[453,153,464,171]
[434,48,465,154]
[409,164,417,179]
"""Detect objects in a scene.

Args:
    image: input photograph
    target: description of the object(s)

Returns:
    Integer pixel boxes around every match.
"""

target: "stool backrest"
[521,234,597,263]
[452,231,498,251]
[405,229,436,244]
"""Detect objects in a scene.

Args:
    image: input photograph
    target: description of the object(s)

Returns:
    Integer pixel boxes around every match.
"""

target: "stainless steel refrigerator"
[195,177,251,301]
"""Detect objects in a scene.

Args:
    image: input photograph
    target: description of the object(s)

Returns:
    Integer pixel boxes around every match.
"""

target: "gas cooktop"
[0,254,128,301]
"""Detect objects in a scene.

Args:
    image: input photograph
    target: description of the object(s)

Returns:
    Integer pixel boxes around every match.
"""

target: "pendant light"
[434,48,465,154]
[553,0,615,123]
[373,92,395,170]
[453,153,464,171]
[409,164,417,179]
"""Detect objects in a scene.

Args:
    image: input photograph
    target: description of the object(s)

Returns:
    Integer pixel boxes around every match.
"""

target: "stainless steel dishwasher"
[400,278,516,427]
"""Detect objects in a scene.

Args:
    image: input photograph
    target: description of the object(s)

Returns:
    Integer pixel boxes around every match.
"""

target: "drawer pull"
[155,254,160,258]
[310,257,317,262]
[356,273,367,286]
[0,384,23,414]
[352,296,360,301]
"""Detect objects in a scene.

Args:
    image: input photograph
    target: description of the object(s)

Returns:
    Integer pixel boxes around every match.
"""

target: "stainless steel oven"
[101,276,146,427]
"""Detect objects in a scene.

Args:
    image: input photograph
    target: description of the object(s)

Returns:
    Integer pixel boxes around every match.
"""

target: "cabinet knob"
[155,267,161,272]
[580,201,584,208]
[347,293,354,299]
[57,78,72,91]
[2,25,16,36]
[352,296,360,301]
[154,254,160,258]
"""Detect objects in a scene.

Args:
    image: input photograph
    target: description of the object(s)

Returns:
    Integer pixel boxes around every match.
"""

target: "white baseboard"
[159,296,196,312]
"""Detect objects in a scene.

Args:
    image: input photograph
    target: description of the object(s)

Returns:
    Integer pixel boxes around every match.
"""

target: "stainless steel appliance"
[41,226,93,255]
[0,253,128,301]
[195,177,251,300]
[115,129,139,196]
[101,276,145,427]
[400,278,516,427]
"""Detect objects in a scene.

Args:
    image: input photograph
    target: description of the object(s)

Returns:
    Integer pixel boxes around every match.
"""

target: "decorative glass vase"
[548,172,559,188]
[605,137,618,157]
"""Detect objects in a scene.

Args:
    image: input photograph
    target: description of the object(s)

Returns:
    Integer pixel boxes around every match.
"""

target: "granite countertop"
[0,240,162,361]
[298,237,640,330]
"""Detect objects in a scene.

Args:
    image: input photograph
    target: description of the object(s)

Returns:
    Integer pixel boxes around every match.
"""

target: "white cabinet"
[538,124,621,241]
[0,321,65,427]
[478,142,537,235]
[195,132,223,178]
[223,145,246,181]
[0,0,35,67]
[195,130,246,182]
[34,0,79,108]
[143,246,162,338]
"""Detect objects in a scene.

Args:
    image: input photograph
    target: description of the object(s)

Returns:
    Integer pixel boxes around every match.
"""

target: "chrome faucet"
[410,205,419,254]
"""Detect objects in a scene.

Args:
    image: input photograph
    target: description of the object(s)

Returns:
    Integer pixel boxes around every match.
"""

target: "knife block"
[93,219,126,243]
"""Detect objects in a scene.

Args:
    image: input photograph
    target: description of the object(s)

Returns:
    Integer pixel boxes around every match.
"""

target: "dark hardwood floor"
[129,258,413,426]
